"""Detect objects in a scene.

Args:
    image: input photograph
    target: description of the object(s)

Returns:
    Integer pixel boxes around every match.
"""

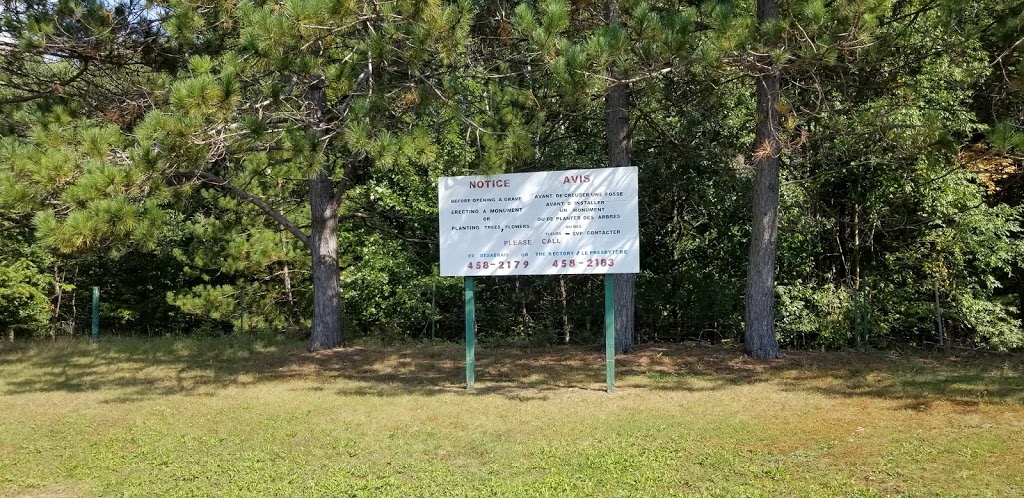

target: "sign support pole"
[465,276,476,390]
[605,275,615,393]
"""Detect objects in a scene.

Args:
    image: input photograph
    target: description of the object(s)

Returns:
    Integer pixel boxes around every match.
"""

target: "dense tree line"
[2,0,1023,354]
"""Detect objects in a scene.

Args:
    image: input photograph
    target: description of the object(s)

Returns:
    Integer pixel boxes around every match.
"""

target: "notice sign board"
[438,167,639,276]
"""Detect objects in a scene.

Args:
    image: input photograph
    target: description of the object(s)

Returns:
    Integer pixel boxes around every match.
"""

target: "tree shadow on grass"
[631,344,1024,408]
[1,338,1021,406]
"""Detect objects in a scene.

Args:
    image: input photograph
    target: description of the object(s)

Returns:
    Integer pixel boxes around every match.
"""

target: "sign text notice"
[438,167,639,276]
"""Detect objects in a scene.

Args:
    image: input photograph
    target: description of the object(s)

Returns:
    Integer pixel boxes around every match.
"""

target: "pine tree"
[6,0,480,350]
[0,0,174,121]
[148,0,479,350]
[714,0,885,358]
[512,0,699,352]
[743,0,784,359]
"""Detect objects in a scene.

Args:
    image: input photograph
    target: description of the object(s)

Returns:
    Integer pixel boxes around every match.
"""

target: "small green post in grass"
[465,276,475,390]
[605,274,615,394]
[91,286,99,343]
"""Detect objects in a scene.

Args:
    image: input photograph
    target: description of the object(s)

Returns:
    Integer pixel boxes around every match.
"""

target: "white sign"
[438,167,639,276]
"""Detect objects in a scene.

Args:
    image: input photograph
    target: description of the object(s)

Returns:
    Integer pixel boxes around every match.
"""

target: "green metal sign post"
[91,286,99,342]
[462,275,617,394]
[605,275,615,393]
[465,276,476,390]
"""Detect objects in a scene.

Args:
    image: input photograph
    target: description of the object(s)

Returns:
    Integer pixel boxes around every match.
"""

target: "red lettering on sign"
[469,179,510,188]
[562,174,591,184]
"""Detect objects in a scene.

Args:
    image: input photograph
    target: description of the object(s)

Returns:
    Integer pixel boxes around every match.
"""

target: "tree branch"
[172,170,311,248]
[0,213,32,233]
[0,59,90,105]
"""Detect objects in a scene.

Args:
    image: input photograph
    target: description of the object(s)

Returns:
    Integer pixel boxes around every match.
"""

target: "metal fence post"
[465,276,476,390]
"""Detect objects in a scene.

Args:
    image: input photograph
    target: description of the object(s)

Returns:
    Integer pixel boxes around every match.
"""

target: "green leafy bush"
[0,259,52,338]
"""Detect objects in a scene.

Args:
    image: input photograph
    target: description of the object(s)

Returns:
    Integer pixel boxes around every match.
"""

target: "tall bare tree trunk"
[281,237,294,306]
[70,265,78,336]
[52,262,62,341]
[605,0,636,354]
[279,183,295,310]
[1017,266,1024,331]
[744,0,784,360]
[308,170,343,351]
[305,75,343,351]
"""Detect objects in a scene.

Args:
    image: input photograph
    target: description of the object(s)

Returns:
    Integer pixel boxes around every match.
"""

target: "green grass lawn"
[1,337,1022,497]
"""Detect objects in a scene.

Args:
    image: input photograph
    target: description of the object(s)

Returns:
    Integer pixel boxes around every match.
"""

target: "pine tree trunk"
[279,185,295,309]
[605,0,636,354]
[744,0,784,360]
[304,75,343,352]
[307,170,343,351]
[70,265,78,335]
[614,273,637,352]
[282,252,294,306]
[52,263,62,340]
[1017,266,1024,329]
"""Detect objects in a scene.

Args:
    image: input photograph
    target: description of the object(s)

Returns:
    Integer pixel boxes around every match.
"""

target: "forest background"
[3,0,1024,356]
